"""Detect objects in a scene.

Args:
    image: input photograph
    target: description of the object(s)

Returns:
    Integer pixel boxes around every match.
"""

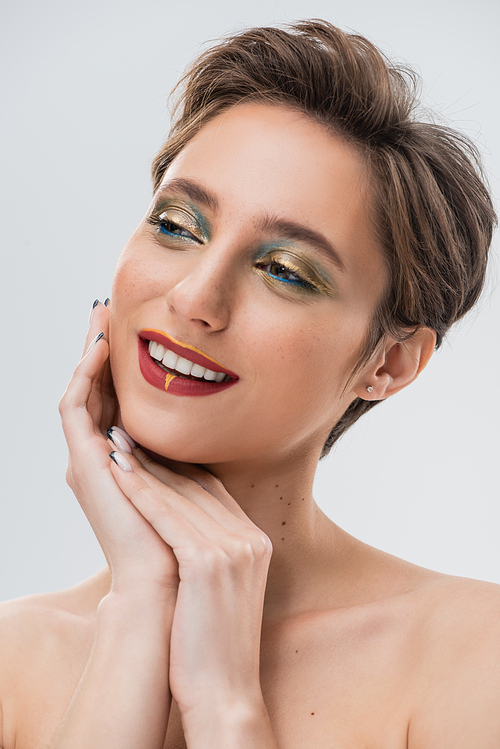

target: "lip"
[140,328,238,377]
[137,330,239,397]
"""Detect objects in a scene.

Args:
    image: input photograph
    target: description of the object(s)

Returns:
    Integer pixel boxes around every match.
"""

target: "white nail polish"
[89,299,100,325]
[107,427,133,454]
[111,426,136,451]
[83,332,105,358]
[110,451,133,472]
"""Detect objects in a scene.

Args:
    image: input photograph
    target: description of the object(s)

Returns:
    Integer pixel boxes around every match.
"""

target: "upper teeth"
[148,340,227,382]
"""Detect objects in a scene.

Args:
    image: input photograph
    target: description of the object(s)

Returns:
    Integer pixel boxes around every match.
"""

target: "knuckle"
[65,463,75,490]
[246,526,273,555]
[225,536,255,565]
[239,539,257,563]
[181,543,222,578]
[58,393,69,417]
[65,455,88,490]
[133,478,154,501]
[201,544,228,574]
[258,532,273,558]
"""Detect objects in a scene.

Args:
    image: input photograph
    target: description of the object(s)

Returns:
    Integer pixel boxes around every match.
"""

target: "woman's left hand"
[109,448,276,745]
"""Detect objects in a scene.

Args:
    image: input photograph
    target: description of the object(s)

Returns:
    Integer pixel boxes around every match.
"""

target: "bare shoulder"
[408,574,500,748]
[352,540,500,747]
[411,573,500,656]
[341,536,500,745]
[0,568,108,654]
[416,572,500,624]
[0,570,109,749]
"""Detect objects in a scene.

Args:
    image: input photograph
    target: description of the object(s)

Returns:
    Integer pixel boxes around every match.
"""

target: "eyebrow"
[154,177,346,273]
[256,215,346,273]
[154,178,220,214]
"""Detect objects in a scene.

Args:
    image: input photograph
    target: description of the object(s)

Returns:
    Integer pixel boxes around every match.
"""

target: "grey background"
[1,0,498,601]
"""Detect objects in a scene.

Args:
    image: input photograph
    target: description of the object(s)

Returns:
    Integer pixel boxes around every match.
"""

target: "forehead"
[163,102,386,297]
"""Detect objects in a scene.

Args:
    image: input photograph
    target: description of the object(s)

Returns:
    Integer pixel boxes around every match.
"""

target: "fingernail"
[110,451,133,472]
[107,426,133,454]
[89,299,100,324]
[84,331,105,357]
[111,426,136,450]
[104,297,111,307]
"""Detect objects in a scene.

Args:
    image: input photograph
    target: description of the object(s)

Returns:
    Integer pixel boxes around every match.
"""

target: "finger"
[81,299,111,426]
[132,448,253,524]
[82,299,109,359]
[82,300,102,359]
[85,304,113,429]
[59,331,110,447]
[109,456,251,555]
[98,356,117,433]
[114,451,257,537]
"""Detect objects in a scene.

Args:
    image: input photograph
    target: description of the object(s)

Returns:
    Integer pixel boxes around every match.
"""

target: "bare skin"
[1,551,499,748]
[1,104,499,748]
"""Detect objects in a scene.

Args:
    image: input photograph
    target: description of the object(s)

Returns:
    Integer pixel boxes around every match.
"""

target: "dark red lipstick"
[138,329,239,397]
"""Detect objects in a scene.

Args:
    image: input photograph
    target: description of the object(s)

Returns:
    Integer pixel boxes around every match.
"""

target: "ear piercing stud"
[366,385,374,393]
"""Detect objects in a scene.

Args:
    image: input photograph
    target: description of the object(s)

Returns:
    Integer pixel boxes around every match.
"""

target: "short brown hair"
[151,20,496,457]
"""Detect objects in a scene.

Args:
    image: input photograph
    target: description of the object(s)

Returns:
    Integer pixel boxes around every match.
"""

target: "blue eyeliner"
[147,198,211,243]
[254,242,335,296]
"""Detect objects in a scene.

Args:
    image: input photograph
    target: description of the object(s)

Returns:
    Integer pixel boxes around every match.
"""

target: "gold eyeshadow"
[147,200,208,243]
[254,248,335,297]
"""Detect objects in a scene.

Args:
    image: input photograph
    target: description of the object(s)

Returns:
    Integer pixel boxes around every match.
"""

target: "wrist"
[182,694,277,748]
[99,586,177,627]
[106,569,178,607]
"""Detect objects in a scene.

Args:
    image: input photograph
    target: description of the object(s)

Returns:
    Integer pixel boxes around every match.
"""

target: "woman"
[0,20,498,749]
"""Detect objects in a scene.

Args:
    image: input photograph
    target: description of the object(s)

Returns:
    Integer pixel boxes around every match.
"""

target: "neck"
[120,428,348,622]
[201,448,345,621]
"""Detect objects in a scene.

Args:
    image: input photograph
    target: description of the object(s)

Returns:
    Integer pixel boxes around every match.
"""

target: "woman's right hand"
[58,300,178,599]
[52,300,176,748]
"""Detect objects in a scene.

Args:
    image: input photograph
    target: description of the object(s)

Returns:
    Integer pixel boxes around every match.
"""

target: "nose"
[165,250,234,331]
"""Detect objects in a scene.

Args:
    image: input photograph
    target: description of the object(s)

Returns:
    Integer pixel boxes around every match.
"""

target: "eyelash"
[147,214,202,243]
[255,260,317,291]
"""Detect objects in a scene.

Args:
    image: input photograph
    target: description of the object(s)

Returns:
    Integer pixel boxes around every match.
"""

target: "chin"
[118,402,237,465]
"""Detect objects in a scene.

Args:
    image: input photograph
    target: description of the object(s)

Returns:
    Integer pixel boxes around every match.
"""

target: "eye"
[147,206,204,244]
[257,260,313,289]
[254,249,334,297]
[156,216,198,240]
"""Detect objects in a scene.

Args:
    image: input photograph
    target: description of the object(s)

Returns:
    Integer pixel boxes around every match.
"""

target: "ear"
[353,327,437,401]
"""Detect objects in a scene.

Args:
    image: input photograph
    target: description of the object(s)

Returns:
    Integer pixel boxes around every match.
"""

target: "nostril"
[165,273,231,331]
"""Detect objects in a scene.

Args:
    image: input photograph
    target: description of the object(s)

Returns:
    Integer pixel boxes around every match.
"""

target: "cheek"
[109,250,160,393]
[111,248,161,308]
[247,308,367,430]
[274,312,365,381]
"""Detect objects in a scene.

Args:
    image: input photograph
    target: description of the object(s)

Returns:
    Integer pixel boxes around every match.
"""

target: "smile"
[148,341,229,382]
[137,329,239,397]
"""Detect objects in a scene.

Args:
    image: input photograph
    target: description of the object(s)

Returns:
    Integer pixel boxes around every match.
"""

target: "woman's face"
[110,102,387,467]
